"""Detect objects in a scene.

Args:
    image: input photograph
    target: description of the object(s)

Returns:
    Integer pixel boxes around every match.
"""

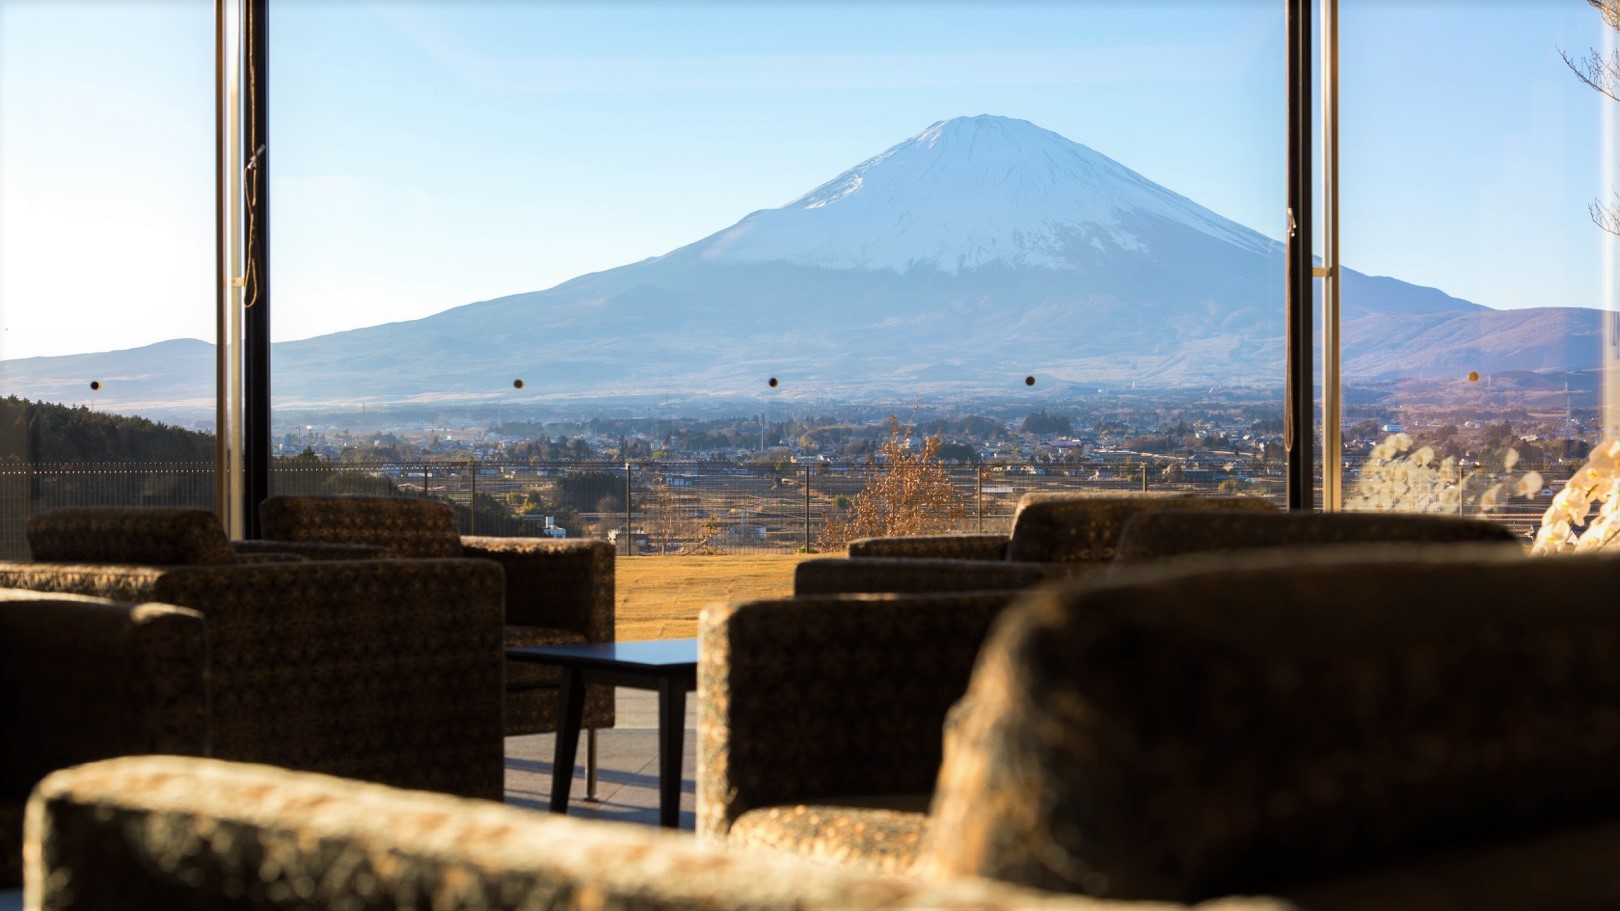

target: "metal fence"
[0,462,217,561]
[275,458,1301,556]
[0,457,1555,561]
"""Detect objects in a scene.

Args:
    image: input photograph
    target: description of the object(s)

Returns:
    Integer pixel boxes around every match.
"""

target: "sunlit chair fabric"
[0,590,207,888]
[261,495,466,558]
[799,493,1276,595]
[24,756,1256,911]
[698,590,1025,874]
[0,507,505,801]
[849,534,1011,561]
[1111,508,1522,565]
[24,506,390,564]
[26,507,237,565]
[258,494,615,736]
[998,492,1278,563]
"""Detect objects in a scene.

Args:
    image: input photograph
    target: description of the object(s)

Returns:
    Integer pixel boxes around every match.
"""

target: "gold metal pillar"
[1320,0,1342,511]
[217,0,247,538]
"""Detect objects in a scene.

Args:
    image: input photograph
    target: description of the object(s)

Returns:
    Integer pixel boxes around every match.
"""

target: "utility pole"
[624,461,633,556]
[976,467,983,533]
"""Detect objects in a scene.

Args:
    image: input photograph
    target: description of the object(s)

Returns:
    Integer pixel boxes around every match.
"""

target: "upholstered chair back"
[260,495,465,558]
[26,507,237,565]
[258,493,616,739]
[1113,508,1522,565]
[699,591,1022,846]
[1003,493,1276,564]
[926,545,1620,903]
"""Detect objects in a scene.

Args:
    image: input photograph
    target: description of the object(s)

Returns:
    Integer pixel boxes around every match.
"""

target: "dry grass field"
[614,553,818,640]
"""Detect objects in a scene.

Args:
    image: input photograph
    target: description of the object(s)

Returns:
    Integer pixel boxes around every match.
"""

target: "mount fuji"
[1,114,1601,415]
[698,115,1276,273]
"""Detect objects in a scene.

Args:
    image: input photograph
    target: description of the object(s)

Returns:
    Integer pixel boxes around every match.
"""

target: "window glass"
[0,0,217,558]
[1335,2,1614,542]
[269,0,1287,552]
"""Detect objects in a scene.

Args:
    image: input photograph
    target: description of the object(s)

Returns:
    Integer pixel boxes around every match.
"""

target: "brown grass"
[614,553,817,640]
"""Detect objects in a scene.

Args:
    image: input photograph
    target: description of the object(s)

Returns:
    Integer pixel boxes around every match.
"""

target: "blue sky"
[0,0,1612,360]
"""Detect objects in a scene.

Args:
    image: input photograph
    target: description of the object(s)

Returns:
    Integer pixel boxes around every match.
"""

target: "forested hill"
[0,396,214,463]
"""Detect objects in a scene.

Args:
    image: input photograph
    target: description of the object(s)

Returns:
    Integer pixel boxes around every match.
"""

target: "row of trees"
[0,396,214,463]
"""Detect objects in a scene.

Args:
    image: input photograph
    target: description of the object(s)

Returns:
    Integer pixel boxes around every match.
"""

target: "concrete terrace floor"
[0,688,698,909]
[506,687,700,829]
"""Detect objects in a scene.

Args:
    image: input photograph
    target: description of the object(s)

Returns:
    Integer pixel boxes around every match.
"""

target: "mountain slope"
[1343,306,1601,378]
[0,338,215,414]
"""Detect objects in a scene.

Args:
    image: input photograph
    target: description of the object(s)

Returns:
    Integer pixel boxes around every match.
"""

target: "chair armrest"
[697,591,1021,840]
[1005,495,1277,564]
[0,596,208,888]
[1112,510,1522,566]
[232,540,392,561]
[795,556,1062,596]
[848,534,1008,560]
[0,595,209,784]
[26,756,1195,911]
[0,564,168,604]
[461,537,614,644]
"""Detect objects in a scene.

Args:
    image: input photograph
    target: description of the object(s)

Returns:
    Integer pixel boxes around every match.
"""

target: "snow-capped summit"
[698,114,1273,274]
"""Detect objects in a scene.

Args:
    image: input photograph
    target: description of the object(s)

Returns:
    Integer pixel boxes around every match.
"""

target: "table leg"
[656,676,687,828]
[584,728,599,801]
[550,666,586,814]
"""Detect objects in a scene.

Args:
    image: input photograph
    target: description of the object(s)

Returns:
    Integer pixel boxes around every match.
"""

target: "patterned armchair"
[928,544,1620,905]
[1112,508,1523,566]
[257,495,615,738]
[1,507,506,801]
[700,545,1620,907]
[796,493,1277,595]
[697,590,1026,874]
[0,589,208,888]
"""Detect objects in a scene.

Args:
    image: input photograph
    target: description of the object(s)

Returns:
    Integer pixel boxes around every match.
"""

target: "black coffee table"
[507,639,697,828]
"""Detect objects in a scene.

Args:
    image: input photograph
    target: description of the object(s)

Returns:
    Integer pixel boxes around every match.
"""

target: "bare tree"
[1562,0,1620,234]
[642,473,706,555]
[817,416,966,551]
